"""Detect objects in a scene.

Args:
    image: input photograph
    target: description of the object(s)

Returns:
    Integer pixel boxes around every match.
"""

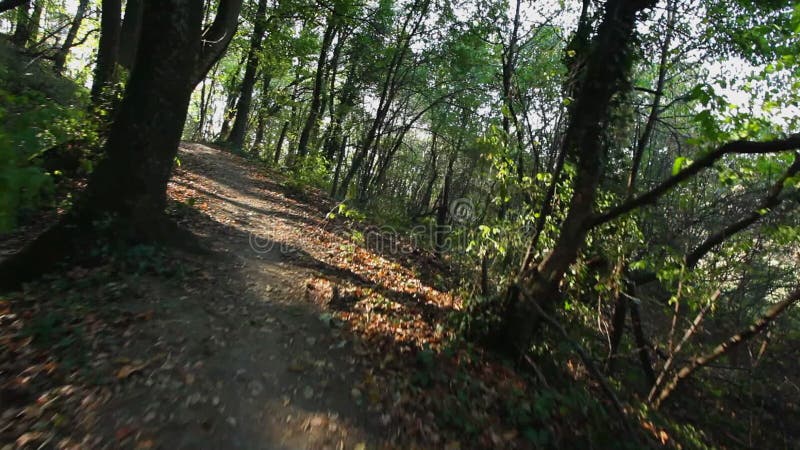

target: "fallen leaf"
[115,426,135,441]
[116,361,148,379]
[16,432,45,446]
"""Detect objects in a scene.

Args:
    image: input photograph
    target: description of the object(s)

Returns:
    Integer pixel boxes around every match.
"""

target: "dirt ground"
[2,143,409,449]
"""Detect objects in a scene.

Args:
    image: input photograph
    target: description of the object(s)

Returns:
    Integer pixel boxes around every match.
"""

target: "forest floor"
[8,143,793,450]
[0,143,485,449]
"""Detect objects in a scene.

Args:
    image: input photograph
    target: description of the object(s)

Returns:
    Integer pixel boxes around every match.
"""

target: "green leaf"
[672,156,690,175]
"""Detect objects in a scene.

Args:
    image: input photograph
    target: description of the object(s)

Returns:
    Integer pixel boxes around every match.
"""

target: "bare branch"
[589,134,800,229]
[652,286,800,409]
[685,153,800,269]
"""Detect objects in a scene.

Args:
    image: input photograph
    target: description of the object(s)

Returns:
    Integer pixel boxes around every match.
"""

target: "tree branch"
[589,134,800,229]
[685,153,800,269]
[194,0,243,86]
[530,299,637,437]
[0,0,26,14]
[652,286,800,409]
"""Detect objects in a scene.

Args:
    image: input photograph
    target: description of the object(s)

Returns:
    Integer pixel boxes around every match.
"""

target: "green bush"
[287,153,331,190]
[0,40,97,231]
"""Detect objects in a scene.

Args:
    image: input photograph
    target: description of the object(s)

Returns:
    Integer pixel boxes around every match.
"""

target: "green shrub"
[0,40,97,231]
[288,153,331,190]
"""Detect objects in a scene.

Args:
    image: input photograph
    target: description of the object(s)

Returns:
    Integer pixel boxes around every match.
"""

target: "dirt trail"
[99,143,384,449]
[2,143,393,449]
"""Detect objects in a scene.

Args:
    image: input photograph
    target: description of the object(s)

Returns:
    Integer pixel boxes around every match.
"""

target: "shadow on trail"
[1,143,463,449]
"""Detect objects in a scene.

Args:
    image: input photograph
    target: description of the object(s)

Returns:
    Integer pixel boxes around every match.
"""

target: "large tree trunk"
[90,0,122,105]
[0,0,242,289]
[53,0,90,74]
[496,0,655,357]
[226,0,269,150]
[82,0,202,228]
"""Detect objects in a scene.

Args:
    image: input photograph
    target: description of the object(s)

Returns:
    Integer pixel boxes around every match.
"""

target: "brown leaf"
[116,361,148,380]
[115,426,135,441]
[136,439,156,449]
[17,432,45,446]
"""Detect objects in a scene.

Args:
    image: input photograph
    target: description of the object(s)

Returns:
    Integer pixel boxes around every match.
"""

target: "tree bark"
[83,0,203,224]
[296,16,338,158]
[53,0,90,74]
[90,0,122,105]
[227,0,270,150]
[498,0,656,357]
[0,0,242,289]
[118,0,144,71]
[11,0,31,47]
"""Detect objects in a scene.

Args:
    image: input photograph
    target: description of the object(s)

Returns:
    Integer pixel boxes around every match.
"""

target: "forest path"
[4,142,462,449]
[89,142,384,449]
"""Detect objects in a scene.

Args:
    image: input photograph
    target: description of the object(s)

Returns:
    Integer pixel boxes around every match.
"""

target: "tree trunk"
[605,286,628,372]
[53,0,90,74]
[498,0,655,357]
[118,0,144,71]
[330,135,348,197]
[0,0,242,289]
[26,0,43,45]
[627,0,674,196]
[83,0,202,226]
[252,73,273,151]
[226,0,269,150]
[11,0,31,47]
[323,62,358,163]
[218,90,239,140]
[274,120,290,164]
[90,0,122,106]
[413,135,438,216]
[630,299,656,386]
[195,76,210,140]
[296,17,337,159]
[434,152,456,254]
[500,0,526,180]
[519,0,592,273]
